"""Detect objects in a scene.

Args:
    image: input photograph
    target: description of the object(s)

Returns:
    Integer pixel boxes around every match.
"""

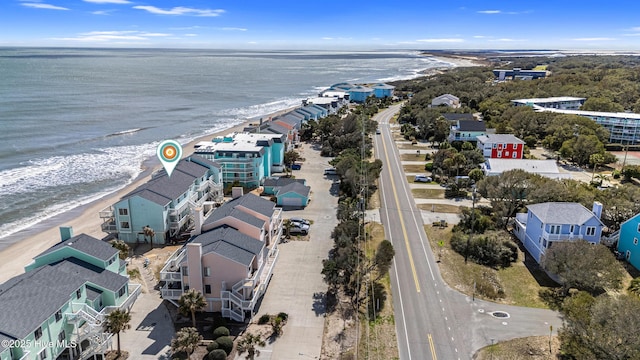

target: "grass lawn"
[417,203,464,213]
[475,335,560,360]
[359,222,399,360]
[411,188,445,199]
[424,225,555,308]
[397,143,429,150]
[403,164,427,173]
[400,153,428,162]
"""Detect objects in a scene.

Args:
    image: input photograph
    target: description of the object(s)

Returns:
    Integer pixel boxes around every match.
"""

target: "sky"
[2,0,640,50]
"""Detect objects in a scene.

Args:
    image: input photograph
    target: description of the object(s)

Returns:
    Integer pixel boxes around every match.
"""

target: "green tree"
[468,168,485,183]
[237,333,266,360]
[589,153,605,182]
[171,327,202,360]
[560,293,640,360]
[178,289,207,328]
[105,309,131,357]
[581,96,625,112]
[111,240,130,260]
[542,241,625,295]
[476,169,531,228]
[373,240,395,280]
[284,149,303,167]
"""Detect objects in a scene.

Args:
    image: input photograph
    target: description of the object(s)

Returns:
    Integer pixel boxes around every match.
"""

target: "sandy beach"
[0,56,479,284]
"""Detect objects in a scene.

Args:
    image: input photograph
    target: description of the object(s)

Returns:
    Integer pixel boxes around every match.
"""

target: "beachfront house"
[448,119,486,143]
[372,83,395,98]
[476,134,525,159]
[348,85,374,103]
[431,94,460,108]
[99,155,223,245]
[617,213,640,271]
[194,132,286,187]
[160,191,281,322]
[513,202,604,264]
[0,229,140,360]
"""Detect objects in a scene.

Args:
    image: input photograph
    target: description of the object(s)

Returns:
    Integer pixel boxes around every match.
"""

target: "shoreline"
[0,54,470,284]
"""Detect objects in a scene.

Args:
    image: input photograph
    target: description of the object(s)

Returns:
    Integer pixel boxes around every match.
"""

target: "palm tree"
[178,289,207,328]
[237,333,266,360]
[142,225,155,248]
[105,309,131,357]
[628,277,640,297]
[171,327,202,360]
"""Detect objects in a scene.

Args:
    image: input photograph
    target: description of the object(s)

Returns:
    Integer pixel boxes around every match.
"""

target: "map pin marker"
[157,140,182,177]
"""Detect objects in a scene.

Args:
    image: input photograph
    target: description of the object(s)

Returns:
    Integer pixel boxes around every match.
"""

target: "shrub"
[450,231,517,268]
[276,312,288,322]
[206,341,219,352]
[257,314,271,325]
[612,169,621,179]
[207,349,227,360]
[212,326,230,340]
[215,336,234,355]
[424,162,433,171]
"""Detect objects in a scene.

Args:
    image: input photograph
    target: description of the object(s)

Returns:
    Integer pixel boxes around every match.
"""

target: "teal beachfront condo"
[194,132,286,187]
[99,155,223,245]
[617,213,640,271]
[0,228,140,360]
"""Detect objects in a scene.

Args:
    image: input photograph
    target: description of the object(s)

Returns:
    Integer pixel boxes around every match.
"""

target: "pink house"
[160,192,281,322]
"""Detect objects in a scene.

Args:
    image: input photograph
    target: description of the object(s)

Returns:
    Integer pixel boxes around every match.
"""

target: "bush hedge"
[450,231,517,268]
[215,336,234,355]
[212,326,230,340]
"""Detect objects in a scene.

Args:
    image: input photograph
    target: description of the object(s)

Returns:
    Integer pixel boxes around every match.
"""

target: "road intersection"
[373,104,562,360]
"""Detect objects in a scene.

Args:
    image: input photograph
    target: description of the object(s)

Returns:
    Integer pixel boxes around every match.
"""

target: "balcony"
[101,221,117,233]
[160,248,186,279]
[542,230,579,242]
[98,206,114,219]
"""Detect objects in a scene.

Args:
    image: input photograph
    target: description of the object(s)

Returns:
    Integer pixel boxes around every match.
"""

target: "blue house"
[275,182,311,208]
[99,155,223,244]
[513,202,604,264]
[349,85,374,103]
[372,83,395,98]
[618,213,640,271]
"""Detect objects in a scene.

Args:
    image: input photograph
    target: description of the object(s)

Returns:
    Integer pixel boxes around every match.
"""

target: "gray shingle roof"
[0,258,127,339]
[276,182,310,197]
[187,154,221,169]
[527,202,600,225]
[194,225,264,265]
[263,177,306,187]
[456,120,486,131]
[209,193,275,221]
[442,113,475,122]
[275,115,302,128]
[264,123,290,135]
[34,233,118,262]
[204,200,267,229]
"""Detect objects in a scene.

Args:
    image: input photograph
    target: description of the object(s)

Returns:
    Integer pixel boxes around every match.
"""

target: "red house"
[476,134,525,159]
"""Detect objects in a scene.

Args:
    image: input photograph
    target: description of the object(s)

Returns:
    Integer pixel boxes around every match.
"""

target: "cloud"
[571,37,616,41]
[219,27,247,31]
[478,10,500,14]
[21,2,69,10]
[83,0,130,3]
[133,5,224,17]
[473,35,488,39]
[92,10,113,15]
[52,30,172,42]
[477,9,531,15]
[417,38,464,43]
[184,34,198,37]
[488,38,525,42]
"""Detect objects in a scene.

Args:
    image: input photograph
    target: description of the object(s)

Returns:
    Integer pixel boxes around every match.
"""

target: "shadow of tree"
[367,282,387,320]
[312,291,326,316]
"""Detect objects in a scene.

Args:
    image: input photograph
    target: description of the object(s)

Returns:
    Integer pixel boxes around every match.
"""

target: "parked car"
[324,167,337,175]
[291,163,301,170]
[414,175,432,183]
[375,129,381,134]
[288,222,309,235]
[289,217,310,226]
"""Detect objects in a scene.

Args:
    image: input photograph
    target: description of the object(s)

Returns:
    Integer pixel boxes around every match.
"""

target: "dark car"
[291,163,301,170]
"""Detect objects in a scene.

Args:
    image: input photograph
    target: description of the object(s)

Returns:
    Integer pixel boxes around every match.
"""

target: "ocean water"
[0,48,452,248]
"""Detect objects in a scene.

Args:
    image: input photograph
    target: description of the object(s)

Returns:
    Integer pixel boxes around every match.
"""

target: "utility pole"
[465,184,476,264]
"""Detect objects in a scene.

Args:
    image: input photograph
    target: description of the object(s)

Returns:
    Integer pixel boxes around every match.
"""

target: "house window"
[570,225,574,233]
[497,151,502,157]
[512,143,517,149]
[637,223,640,232]
[627,250,631,261]
[35,327,43,340]
[505,151,510,157]
[38,349,47,360]
[204,267,210,277]
[76,289,82,299]
[543,239,547,248]
[58,330,66,342]
[184,285,190,291]
[182,266,189,276]
[120,221,130,229]
[118,286,126,297]
[635,237,638,245]
[118,208,128,216]
[492,143,497,149]
[502,143,507,149]
[205,285,211,294]
[55,310,62,322]
[549,225,561,234]
[586,226,596,236]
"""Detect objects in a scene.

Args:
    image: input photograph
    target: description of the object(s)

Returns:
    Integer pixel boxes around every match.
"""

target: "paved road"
[373,104,562,360]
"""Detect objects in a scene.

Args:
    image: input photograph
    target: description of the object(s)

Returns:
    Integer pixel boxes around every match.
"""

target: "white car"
[414,175,432,183]
[289,222,309,235]
[289,217,310,226]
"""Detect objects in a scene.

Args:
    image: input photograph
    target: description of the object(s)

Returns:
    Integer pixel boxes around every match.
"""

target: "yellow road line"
[428,333,437,359]
[380,126,421,293]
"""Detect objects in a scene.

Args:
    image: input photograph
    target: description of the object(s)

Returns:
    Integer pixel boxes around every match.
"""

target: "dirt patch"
[418,203,464,213]
[474,335,560,360]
